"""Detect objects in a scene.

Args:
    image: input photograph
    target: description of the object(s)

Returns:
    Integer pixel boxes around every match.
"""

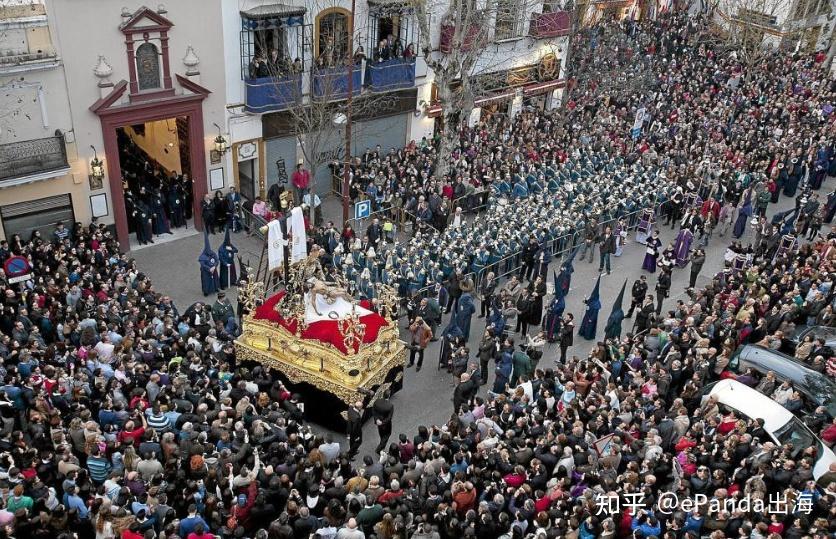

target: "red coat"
[291,169,310,189]
[700,199,720,221]
[822,423,836,443]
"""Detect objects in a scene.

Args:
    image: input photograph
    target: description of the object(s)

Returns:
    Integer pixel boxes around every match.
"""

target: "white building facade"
[1,0,570,245]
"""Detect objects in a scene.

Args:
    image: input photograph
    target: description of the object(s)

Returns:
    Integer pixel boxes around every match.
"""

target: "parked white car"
[705,379,836,483]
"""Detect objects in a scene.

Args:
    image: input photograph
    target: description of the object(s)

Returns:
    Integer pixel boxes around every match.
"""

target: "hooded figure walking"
[198,230,220,297]
[218,227,238,290]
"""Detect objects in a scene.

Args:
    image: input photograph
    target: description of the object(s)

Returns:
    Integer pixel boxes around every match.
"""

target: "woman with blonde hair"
[94,498,115,539]
[121,445,138,472]
[374,512,396,539]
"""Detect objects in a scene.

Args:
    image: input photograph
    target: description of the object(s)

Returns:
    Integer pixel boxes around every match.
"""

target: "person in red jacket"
[291,161,311,204]
[821,417,836,445]
[451,481,477,516]
[187,522,215,539]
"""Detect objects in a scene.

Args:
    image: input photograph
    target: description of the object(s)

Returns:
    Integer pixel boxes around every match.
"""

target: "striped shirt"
[86,456,111,483]
[146,412,171,432]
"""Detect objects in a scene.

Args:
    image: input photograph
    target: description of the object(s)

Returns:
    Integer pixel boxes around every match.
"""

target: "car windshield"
[801,374,836,417]
[811,326,836,341]
[773,417,817,459]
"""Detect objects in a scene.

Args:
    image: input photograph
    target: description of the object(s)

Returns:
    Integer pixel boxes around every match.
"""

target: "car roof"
[708,379,794,433]
[736,345,831,386]
[800,325,836,344]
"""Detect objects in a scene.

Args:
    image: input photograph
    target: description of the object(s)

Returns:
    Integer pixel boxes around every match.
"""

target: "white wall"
[46,0,229,228]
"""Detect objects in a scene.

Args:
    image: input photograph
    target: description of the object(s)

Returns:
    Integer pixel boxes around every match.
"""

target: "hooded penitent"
[198,229,219,297]
[604,279,628,340]
[218,226,238,290]
[579,274,601,340]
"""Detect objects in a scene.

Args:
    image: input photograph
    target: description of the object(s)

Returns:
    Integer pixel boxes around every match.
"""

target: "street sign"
[354,200,371,220]
[4,256,31,284]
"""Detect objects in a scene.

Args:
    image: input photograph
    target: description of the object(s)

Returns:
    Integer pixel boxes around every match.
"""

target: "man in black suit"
[366,218,383,247]
[372,391,393,454]
[346,400,364,459]
[598,226,617,274]
[559,313,574,363]
[452,373,477,415]
[634,295,655,334]
[625,276,648,318]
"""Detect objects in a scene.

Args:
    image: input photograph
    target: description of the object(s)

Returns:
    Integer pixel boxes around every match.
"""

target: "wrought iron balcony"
[311,65,362,100]
[0,135,69,185]
[439,23,481,53]
[366,58,416,92]
[528,11,571,38]
[244,74,303,113]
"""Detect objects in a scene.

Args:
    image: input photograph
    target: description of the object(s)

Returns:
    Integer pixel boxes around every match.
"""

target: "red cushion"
[253,291,389,354]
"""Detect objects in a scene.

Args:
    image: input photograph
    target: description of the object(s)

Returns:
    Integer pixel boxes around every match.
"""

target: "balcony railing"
[244,74,303,113]
[0,135,69,184]
[439,23,481,53]
[366,58,416,92]
[528,11,571,38]
[311,65,362,100]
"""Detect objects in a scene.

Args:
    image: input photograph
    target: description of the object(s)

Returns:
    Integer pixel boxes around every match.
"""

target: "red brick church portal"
[89,6,211,249]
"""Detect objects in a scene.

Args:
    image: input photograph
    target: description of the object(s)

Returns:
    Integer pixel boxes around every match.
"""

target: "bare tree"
[712,0,794,67]
[414,0,566,179]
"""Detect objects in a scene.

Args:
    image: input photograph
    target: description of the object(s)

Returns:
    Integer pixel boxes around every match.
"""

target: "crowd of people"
[0,7,835,539]
[118,131,194,246]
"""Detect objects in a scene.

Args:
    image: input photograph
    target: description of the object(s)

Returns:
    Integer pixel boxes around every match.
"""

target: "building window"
[495,0,525,40]
[316,8,350,68]
[239,10,308,80]
[135,42,161,90]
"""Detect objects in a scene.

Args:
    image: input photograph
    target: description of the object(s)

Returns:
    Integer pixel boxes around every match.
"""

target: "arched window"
[316,9,350,68]
[135,42,161,90]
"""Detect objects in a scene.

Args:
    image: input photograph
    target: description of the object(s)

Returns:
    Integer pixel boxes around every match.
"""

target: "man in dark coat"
[559,313,574,363]
[366,218,383,248]
[346,401,363,459]
[688,249,706,289]
[625,276,647,318]
[655,267,672,314]
[598,225,617,274]
[444,269,463,314]
[452,373,477,414]
[520,237,539,281]
[634,295,655,334]
[372,391,394,454]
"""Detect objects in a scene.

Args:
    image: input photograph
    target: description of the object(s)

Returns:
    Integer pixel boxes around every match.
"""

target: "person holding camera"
[407,317,432,371]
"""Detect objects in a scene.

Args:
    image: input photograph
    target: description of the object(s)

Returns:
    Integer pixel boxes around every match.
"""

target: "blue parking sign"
[355,200,371,220]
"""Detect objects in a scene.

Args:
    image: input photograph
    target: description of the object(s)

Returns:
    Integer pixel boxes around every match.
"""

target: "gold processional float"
[235,206,406,428]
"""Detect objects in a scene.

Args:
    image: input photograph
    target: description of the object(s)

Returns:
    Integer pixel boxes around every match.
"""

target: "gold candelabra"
[337,302,367,355]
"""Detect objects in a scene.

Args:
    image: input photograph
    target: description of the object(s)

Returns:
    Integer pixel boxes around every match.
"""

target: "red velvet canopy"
[253,292,389,354]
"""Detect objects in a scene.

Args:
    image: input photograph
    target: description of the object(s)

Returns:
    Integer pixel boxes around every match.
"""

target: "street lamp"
[89,145,104,182]
[212,122,229,154]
